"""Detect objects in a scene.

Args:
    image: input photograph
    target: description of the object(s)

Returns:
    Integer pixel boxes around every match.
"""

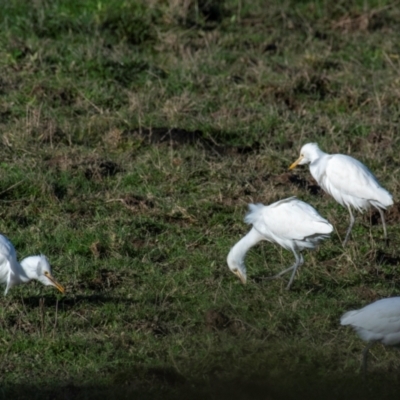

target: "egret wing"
[251,198,332,242]
[322,155,390,204]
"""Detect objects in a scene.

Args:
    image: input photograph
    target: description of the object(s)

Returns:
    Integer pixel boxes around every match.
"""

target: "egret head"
[20,255,65,293]
[227,253,247,284]
[289,143,322,170]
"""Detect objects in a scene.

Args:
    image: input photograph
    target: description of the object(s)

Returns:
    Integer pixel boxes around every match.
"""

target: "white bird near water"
[289,143,393,246]
[341,297,400,373]
[227,197,333,290]
[0,235,65,295]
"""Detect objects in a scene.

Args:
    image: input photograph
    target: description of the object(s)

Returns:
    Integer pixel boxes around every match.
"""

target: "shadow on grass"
[20,294,138,310]
[3,367,400,400]
[125,127,261,156]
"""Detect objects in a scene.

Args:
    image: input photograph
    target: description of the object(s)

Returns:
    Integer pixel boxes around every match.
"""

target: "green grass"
[1,0,400,398]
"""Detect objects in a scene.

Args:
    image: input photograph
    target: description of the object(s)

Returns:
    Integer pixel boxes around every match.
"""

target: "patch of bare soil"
[365,131,392,147]
[205,309,230,331]
[84,268,122,291]
[204,309,245,334]
[332,13,371,32]
[368,203,400,226]
[384,202,400,224]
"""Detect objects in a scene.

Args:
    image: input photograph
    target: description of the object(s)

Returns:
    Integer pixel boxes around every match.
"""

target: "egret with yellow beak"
[0,235,65,295]
[227,197,333,290]
[289,143,393,245]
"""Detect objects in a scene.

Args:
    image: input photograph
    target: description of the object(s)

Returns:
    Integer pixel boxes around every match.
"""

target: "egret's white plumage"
[227,197,333,290]
[341,297,400,373]
[0,235,64,295]
[289,143,393,245]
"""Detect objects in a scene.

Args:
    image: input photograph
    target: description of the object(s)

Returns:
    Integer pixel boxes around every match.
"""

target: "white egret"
[341,297,400,373]
[227,197,333,290]
[0,235,65,295]
[289,143,393,245]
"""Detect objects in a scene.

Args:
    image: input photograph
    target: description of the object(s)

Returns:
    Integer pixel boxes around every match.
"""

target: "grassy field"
[1,0,400,398]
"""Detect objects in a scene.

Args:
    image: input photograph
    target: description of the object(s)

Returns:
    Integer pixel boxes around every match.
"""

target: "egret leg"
[285,252,304,290]
[267,250,302,280]
[376,207,388,241]
[361,342,374,377]
[343,205,355,246]
[268,264,296,279]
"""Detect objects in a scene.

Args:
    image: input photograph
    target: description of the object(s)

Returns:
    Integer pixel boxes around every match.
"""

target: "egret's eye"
[44,271,50,277]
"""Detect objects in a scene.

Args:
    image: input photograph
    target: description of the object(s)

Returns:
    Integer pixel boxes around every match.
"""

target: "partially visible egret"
[341,297,400,374]
[0,235,65,295]
[227,197,333,290]
[289,143,393,245]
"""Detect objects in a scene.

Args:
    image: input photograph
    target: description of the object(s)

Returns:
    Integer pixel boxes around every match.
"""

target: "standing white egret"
[0,235,65,295]
[341,297,400,374]
[227,197,333,290]
[289,143,393,245]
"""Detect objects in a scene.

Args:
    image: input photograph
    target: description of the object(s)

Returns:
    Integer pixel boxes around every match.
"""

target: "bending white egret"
[227,197,333,290]
[289,143,393,245]
[341,297,400,374]
[0,235,65,295]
